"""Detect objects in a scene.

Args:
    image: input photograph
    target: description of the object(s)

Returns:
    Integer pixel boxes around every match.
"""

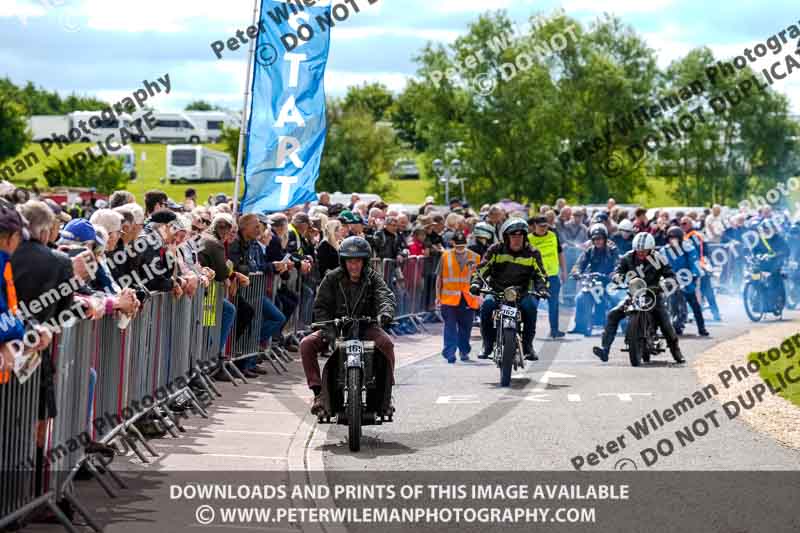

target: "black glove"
[378,313,393,328]
[469,284,481,295]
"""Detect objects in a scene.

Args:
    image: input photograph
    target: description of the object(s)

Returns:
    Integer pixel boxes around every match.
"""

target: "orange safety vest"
[0,262,17,384]
[684,230,705,267]
[439,249,480,309]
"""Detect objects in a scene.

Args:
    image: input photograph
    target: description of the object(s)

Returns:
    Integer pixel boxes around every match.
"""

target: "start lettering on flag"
[241,0,332,214]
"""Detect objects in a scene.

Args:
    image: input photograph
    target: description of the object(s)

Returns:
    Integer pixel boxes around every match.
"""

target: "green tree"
[185,100,221,111]
[343,82,395,122]
[657,48,799,205]
[0,99,30,164]
[220,125,243,165]
[403,10,661,206]
[318,100,397,196]
[43,155,128,194]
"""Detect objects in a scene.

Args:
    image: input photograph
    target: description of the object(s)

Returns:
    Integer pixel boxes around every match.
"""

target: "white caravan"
[166,145,233,183]
[184,111,240,143]
[28,115,70,141]
[137,112,204,144]
[69,111,133,142]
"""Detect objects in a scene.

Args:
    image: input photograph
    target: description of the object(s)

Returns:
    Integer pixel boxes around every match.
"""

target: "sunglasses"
[201,218,212,225]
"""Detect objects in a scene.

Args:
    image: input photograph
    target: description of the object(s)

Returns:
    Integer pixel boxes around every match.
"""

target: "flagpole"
[232,0,262,217]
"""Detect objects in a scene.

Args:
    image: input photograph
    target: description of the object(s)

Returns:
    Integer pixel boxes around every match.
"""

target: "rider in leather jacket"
[593,232,685,364]
[569,224,619,337]
[299,236,396,415]
[469,218,549,361]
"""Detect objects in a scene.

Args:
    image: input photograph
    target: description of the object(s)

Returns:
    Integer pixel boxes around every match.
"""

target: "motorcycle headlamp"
[503,287,518,302]
[629,277,647,295]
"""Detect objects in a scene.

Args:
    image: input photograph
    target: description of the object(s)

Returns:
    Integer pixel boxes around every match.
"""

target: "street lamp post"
[432,158,462,206]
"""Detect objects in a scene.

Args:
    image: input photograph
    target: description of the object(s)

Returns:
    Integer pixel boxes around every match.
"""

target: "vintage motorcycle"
[477,274,548,387]
[667,289,689,335]
[310,316,393,452]
[615,277,667,367]
[743,254,785,322]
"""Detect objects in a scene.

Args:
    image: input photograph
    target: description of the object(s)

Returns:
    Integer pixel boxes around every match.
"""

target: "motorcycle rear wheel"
[743,282,764,322]
[500,329,516,387]
[347,367,362,452]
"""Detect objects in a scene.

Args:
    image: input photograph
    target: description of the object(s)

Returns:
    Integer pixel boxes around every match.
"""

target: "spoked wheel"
[346,367,362,452]
[500,329,516,387]
[743,283,764,322]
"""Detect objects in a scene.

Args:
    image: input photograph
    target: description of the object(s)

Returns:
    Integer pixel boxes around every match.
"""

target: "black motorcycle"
[615,277,666,367]
[310,316,393,452]
[743,255,785,322]
[478,274,547,387]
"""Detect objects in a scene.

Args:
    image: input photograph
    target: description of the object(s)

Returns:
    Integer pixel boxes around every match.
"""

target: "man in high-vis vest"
[437,232,480,363]
[680,217,720,321]
[527,216,567,338]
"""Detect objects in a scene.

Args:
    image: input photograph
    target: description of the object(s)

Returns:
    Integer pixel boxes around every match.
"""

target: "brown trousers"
[300,327,395,389]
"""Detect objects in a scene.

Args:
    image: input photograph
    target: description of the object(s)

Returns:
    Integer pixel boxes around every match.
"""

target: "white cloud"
[80,0,254,32]
[430,0,517,14]
[333,26,462,42]
[641,25,695,69]
[563,0,674,14]
[0,0,48,25]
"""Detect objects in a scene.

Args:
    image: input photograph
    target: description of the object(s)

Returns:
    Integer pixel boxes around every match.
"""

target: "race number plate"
[345,340,364,368]
[501,305,517,317]
[751,273,761,280]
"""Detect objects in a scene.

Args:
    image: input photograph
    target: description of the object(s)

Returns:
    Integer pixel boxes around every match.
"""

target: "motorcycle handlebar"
[311,316,375,330]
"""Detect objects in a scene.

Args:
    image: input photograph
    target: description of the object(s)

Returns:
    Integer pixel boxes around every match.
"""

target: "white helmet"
[632,232,655,251]
[618,219,634,233]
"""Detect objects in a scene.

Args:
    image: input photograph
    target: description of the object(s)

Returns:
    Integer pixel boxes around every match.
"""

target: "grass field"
[4,140,681,207]
[750,348,800,408]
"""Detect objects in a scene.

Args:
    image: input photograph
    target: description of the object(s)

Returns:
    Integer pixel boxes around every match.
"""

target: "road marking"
[537,370,577,384]
[597,393,653,402]
[436,394,480,404]
[204,454,288,461]
[567,394,581,402]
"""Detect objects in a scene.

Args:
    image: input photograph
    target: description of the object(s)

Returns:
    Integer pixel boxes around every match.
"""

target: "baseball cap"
[59,219,101,245]
[44,198,71,223]
[424,196,434,204]
[528,216,548,225]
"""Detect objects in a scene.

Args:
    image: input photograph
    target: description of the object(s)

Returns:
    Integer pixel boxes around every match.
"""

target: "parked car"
[391,158,420,179]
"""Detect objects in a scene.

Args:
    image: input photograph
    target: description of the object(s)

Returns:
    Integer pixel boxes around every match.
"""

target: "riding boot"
[668,340,685,364]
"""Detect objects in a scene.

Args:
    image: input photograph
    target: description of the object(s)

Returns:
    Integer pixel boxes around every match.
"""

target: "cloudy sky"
[2,0,799,113]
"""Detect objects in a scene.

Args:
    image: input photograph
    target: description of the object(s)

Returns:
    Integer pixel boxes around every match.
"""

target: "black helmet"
[589,223,608,240]
[339,236,372,269]
[666,226,684,241]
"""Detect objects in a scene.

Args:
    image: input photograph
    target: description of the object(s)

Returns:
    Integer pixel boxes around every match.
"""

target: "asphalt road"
[317,296,800,471]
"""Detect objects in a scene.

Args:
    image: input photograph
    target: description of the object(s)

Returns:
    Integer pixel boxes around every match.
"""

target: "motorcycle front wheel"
[347,367,362,452]
[500,329,516,387]
[626,313,646,367]
[743,282,764,322]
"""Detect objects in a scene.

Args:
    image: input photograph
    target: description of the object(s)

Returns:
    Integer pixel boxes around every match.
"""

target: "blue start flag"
[240,0,332,214]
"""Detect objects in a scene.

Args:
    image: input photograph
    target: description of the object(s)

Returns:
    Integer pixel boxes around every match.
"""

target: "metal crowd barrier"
[0,365,48,531]
[219,272,292,385]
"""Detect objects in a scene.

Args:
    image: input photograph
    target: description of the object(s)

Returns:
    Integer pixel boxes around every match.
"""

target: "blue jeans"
[573,291,610,335]
[220,298,236,350]
[261,296,286,344]
[480,293,538,354]
[441,298,475,360]
[699,273,720,319]
[546,275,561,334]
